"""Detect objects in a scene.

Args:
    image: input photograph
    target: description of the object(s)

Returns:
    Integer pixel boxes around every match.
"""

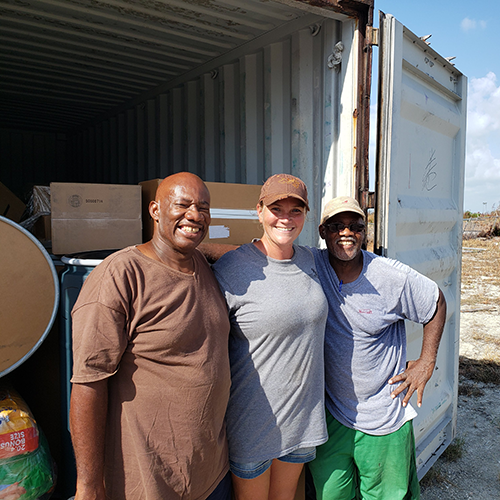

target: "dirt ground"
[420,237,500,499]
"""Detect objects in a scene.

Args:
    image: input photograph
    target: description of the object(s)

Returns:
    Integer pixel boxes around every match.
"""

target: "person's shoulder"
[295,245,323,265]
[364,251,426,281]
[213,243,252,267]
[365,251,403,270]
[302,245,322,256]
[211,244,258,285]
[73,248,140,309]
[193,248,210,266]
[295,244,313,256]
[86,246,137,276]
[109,246,151,270]
[304,246,329,265]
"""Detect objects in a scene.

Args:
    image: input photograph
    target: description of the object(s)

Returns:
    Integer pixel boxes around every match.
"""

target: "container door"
[375,12,467,477]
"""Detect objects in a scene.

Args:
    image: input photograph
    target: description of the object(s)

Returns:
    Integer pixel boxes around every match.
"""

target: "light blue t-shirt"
[311,248,439,435]
[213,243,329,462]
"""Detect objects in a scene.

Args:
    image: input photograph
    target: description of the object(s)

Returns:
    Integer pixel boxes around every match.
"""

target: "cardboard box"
[50,182,142,255]
[139,179,262,245]
[32,214,52,241]
[0,182,26,222]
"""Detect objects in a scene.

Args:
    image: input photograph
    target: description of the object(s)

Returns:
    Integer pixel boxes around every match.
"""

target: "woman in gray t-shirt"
[212,174,328,500]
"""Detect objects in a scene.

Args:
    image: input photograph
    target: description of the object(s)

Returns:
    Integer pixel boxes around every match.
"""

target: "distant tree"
[464,211,480,219]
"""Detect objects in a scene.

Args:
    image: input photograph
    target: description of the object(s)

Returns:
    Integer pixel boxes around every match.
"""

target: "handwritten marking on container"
[422,149,437,191]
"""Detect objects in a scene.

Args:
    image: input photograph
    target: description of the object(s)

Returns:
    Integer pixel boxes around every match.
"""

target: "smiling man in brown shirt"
[70,173,232,500]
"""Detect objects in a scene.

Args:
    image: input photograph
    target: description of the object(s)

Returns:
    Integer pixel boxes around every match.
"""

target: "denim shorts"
[230,447,316,479]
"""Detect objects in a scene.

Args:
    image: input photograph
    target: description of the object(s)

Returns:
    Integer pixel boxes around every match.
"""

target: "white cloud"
[461,17,487,32]
[464,72,500,211]
[461,18,476,31]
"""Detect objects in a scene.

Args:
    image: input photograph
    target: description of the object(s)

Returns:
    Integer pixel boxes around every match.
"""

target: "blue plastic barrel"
[59,250,116,498]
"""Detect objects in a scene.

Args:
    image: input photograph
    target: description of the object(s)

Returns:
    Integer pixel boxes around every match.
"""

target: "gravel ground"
[420,238,500,499]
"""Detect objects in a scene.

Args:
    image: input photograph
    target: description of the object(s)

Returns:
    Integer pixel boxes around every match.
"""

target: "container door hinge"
[327,41,344,71]
[367,191,376,210]
[366,26,379,47]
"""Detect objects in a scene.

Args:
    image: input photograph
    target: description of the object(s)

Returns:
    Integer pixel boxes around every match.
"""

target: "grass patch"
[463,331,500,351]
[459,356,500,385]
[420,466,453,489]
[458,382,485,397]
[462,237,500,289]
[460,291,499,307]
[420,438,466,490]
[441,437,465,462]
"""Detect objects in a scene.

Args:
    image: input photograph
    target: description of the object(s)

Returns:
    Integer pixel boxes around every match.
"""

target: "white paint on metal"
[321,17,359,213]
[376,12,467,478]
[291,27,315,243]
[187,81,201,176]
[241,52,265,185]
[202,73,219,181]
[210,209,258,220]
[265,40,292,177]
[222,63,240,183]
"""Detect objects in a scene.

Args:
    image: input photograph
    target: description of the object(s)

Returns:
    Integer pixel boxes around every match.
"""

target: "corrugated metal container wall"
[66,15,360,246]
[0,130,68,195]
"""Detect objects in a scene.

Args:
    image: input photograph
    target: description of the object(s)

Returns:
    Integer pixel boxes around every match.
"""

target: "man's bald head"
[148,172,211,259]
[155,172,210,205]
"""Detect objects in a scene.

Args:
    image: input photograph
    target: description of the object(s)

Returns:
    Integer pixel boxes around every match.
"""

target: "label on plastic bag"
[0,427,38,458]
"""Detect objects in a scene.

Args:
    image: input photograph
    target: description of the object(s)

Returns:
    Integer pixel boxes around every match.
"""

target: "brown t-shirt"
[71,247,231,500]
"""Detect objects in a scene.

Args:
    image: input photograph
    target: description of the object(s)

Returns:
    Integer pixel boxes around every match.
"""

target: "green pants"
[309,411,420,500]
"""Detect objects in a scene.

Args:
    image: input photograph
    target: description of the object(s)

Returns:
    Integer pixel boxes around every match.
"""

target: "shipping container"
[0,0,466,496]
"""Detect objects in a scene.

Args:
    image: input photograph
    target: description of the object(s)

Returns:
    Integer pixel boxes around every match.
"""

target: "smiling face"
[319,211,365,263]
[258,197,306,253]
[150,173,211,257]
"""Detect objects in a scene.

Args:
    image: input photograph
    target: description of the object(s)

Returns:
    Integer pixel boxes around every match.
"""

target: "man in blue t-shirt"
[308,196,447,500]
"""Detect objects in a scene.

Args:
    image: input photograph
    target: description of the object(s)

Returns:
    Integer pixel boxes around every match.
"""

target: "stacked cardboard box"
[0,182,26,223]
[50,182,142,255]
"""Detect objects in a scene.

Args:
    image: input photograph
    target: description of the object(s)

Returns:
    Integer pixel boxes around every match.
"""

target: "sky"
[370,0,500,213]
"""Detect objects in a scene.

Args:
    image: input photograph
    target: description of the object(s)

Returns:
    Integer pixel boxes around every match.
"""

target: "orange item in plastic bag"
[0,391,39,459]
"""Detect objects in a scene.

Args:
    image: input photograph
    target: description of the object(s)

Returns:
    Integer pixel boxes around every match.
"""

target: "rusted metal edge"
[353,1,374,213]
[294,0,373,18]
[294,0,374,213]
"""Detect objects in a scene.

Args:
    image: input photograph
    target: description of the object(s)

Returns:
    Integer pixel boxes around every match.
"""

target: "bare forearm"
[70,380,108,500]
[420,288,447,364]
[198,242,238,263]
[389,288,447,406]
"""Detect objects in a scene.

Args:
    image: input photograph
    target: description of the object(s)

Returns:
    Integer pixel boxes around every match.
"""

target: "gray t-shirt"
[213,243,328,462]
[311,248,439,436]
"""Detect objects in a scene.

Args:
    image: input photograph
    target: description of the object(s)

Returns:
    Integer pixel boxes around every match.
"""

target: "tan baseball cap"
[259,173,309,210]
[321,196,365,224]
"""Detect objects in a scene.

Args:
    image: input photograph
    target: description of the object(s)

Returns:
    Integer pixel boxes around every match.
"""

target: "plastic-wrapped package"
[19,186,51,234]
[30,187,51,215]
[0,388,55,500]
